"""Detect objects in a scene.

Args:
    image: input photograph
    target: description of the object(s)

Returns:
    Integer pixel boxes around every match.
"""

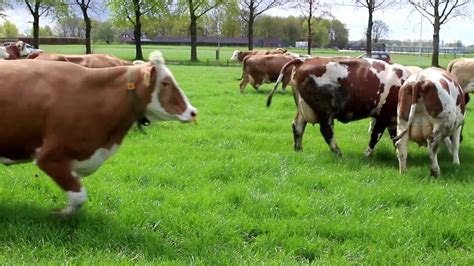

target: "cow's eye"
[161,81,170,87]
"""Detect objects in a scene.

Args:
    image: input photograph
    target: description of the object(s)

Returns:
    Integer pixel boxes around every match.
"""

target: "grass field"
[0,45,473,264]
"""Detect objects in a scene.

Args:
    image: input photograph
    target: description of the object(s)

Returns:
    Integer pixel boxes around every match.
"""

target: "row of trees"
[0,0,471,66]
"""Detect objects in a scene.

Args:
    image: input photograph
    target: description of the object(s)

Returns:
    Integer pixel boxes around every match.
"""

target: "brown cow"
[394,68,466,176]
[0,41,31,59]
[27,51,133,67]
[230,48,287,62]
[447,58,474,93]
[0,51,197,216]
[239,54,296,93]
[267,57,410,156]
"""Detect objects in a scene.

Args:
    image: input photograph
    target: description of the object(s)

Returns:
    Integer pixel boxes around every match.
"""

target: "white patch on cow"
[464,80,474,93]
[145,51,197,122]
[366,59,409,115]
[310,62,349,86]
[230,50,240,61]
[72,144,120,177]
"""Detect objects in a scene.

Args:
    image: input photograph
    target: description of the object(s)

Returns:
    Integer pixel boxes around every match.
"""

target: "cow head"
[145,51,197,122]
[16,41,31,57]
[230,50,241,61]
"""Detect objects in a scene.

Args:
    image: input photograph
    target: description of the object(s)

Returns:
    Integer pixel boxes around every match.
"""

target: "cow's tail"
[266,58,304,107]
[393,83,421,142]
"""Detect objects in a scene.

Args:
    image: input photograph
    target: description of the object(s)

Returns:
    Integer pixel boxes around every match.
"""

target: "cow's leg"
[365,118,387,157]
[36,150,87,217]
[250,76,263,92]
[443,137,453,155]
[239,74,249,93]
[395,134,409,174]
[292,111,307,152]
[451,126,462,165]
[320,117,341,156]
[428,130,442,177]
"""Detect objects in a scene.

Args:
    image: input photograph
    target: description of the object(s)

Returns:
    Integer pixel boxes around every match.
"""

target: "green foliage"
[38,25,54,36]
[0,20,19,37]
[0,45,472,264]
[107,0,166,27]
[92,20,119,43]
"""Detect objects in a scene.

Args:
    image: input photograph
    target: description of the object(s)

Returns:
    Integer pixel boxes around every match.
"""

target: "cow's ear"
[143,65,156,88]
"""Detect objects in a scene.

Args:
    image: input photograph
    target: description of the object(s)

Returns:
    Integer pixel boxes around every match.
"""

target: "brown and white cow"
[239,54,296,93]
[0,41,31,59]
[230,48,287,63]
[394,68,467,177]
[447,58,474,93]
[0,51,197,216]
[27,51,133,67]
[267,57,410,156]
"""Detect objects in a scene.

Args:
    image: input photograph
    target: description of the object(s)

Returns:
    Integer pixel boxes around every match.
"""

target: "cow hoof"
[294,146,303,152]
[430,169,440,177]
[364,147,374,157]
[50,207,78,220]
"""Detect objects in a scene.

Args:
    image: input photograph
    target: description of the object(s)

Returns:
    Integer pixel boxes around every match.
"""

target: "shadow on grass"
[0,203,171,261]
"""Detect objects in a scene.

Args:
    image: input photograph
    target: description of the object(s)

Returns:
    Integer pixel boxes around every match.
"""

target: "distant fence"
[17,37,85,45]
[387,46,470,56]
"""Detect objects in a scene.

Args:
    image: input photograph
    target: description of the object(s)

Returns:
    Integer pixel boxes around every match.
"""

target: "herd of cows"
[0,41,472,217]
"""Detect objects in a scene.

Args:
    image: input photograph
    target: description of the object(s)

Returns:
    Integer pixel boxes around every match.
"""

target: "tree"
[39,25,54,36]
[2,20,19,37]
[71,0,94,54]
[56,14,84,37]
[295,0,326,54]
[221,1,241,37]
[408,0,470,67]
[182,0,222,62]
[19,0,65,48]
[355,0,393,55]
[92,19,119,43]
[370,20,388,43]
[239,0,282,50]
[108,0,164,60]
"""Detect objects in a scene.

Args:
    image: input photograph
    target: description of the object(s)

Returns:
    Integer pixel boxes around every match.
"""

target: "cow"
[267,57,410,157]
[27,51,133,68]
[239,54,296,93]
[0,41,30,59]
[447,58,474,93]
[230,48,287,63]
[394,68,467,177]
[0,51,197,217]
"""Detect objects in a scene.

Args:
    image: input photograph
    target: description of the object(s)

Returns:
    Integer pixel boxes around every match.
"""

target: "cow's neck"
[7,46,19,59]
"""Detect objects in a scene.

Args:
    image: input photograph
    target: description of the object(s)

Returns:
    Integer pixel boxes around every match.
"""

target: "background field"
[0,45,472,264]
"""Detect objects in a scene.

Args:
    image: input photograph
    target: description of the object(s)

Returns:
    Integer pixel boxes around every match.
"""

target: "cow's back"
[0,60,132,160]
[244,55,294,81]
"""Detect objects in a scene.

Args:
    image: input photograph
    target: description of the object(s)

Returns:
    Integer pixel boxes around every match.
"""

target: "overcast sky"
[3,3,474,45]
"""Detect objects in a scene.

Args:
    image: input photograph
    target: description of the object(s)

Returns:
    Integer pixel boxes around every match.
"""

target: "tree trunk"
[432,22,440,67]
[33,14,40,49]
[81,4,92,54]
[190,14,198,61]
[366,8,373,55]
[247,8,254,50]
[133,0,143,61]
[307,17,312,55]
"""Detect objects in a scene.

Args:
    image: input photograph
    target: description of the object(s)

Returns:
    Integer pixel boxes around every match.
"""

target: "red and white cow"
[239,54,296,93]
[0,41,31,59]
[267,57,410,156]
[27,51,134,67]
[394,67,467,177]
[230,48,287,62]
[0,51,197,216]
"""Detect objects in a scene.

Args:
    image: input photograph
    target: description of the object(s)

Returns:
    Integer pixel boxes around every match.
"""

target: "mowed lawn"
[0,45,473,264]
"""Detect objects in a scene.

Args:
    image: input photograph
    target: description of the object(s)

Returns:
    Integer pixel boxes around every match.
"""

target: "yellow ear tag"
[127,83,136,91]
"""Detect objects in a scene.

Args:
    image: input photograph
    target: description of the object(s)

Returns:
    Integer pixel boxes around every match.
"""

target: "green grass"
[0,46,473,264]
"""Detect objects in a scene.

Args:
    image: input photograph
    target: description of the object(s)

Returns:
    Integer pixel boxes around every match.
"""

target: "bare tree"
[239,0,282,50]
[409,0,471,67]
[370,19,389,43]
[355,0,394,55]
[71,0,105,54]
[184,0,222,62]
[294,0,327,55]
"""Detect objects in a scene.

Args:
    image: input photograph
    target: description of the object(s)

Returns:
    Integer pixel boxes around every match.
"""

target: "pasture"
[0,45,473,264]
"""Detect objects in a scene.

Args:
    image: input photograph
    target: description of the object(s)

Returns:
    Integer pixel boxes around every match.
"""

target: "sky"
[3,3,474,45]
